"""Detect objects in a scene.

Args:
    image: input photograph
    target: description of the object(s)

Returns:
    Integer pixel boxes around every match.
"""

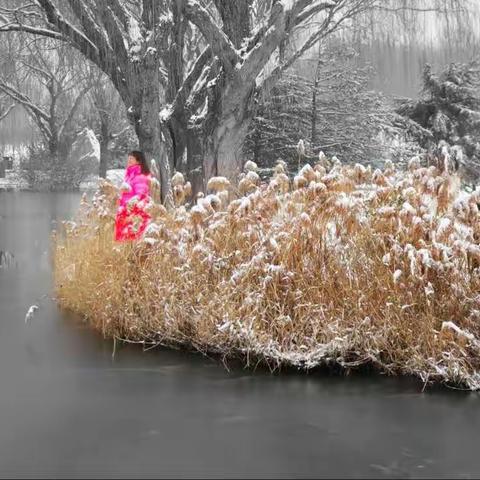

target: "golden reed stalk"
[52,157,480,389]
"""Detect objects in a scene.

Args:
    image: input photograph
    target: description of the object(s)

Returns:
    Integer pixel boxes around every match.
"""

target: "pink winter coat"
[119,163,151,207]
[114,163,152,242]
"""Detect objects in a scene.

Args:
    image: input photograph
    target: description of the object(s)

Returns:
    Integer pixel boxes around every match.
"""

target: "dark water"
[0,192,479,479]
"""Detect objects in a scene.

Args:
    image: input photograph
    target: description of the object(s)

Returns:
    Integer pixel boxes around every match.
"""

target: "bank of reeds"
[52,156,480,389]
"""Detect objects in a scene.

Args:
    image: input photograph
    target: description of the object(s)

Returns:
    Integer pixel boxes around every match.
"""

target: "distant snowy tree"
[246,45,418,170]
[396,62,480,182]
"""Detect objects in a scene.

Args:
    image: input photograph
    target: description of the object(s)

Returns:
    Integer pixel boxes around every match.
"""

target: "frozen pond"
[0,191,479,479]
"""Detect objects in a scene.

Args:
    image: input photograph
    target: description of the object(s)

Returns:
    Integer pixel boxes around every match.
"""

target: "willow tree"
[342,0,479,96]
[0,38,92,164]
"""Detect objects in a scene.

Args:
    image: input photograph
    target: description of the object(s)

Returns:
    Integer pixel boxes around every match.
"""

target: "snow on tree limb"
[105,0,131,32]
[170,46,212,121]
[185,60,218,121]
[185,0,240,70]
[98,5,130,67]
[0,79,52,140]
[66,0,111,54]
[295,1,337,25]
[241,1,286,81]
[0,22,64,40]
[36,0,99,56]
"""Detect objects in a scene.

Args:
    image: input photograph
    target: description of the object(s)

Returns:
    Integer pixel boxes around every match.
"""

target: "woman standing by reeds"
[114,151,152,242]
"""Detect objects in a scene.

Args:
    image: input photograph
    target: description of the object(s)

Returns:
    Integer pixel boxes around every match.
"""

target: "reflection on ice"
[0,250,17,269]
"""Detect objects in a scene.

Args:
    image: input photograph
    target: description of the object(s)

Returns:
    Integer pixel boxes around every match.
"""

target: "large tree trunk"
[185,125,204,196]
[188,108,251,192]
[128,21,173,204]
[213,0,251,49]
[198,69,255,186]
[161,0,187,174]
[203,117,250,184]
[311,73,319,146]
[166,116,188,174]
[98,112,109,179]
[99,137,109,179]
[186,119,249,196]
[48,136,59,162]
[129,93,173,204]
[181,0,259,188]
[135,115,171,205]
[115,0,175,204]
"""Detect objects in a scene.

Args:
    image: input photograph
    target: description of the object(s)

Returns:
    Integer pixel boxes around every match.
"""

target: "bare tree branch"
[35,0,99,55]
[0,102,15,122]
[170,46,212,119]
[105,0,130,31]
[185,0,240,70]
[58,84,92,140]
[0,22,64,40]
[295,0,337,25]
[0,80,50,122]
[262,0,376,91]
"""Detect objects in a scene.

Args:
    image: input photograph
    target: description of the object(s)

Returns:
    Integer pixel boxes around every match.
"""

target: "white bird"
[25,305,39,323]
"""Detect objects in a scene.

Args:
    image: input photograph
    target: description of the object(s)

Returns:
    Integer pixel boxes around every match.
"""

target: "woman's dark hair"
[128,150,150,175]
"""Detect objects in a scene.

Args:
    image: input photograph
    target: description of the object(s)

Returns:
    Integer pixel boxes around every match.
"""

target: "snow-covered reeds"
[53,160,480,390]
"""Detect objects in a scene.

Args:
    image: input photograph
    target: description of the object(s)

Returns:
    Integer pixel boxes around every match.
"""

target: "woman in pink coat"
[114,151,152,242]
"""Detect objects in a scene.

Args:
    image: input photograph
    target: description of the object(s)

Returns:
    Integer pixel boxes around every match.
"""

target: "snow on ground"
[0,171,29,191]
[0,168,125,191]
[79,169,125,191]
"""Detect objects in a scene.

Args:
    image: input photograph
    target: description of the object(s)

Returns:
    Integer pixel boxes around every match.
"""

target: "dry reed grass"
[52,156,480,389]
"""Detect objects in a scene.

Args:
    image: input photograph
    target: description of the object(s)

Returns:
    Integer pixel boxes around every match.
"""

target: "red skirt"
[114,199,151,242]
